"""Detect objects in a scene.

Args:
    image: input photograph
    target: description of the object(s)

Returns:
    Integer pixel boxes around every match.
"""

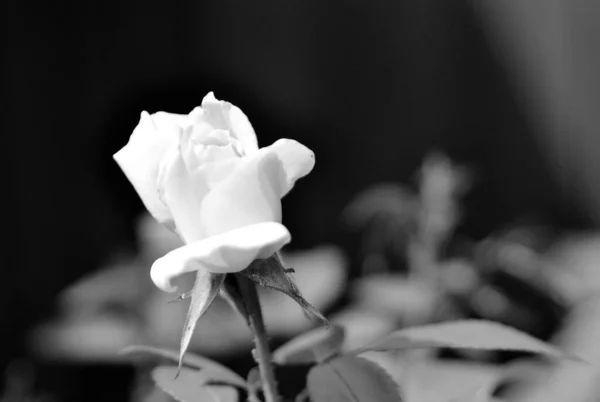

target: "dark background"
[2,0,599,390]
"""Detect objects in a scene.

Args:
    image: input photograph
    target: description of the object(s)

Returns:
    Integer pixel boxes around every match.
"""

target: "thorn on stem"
[168,292,191,303]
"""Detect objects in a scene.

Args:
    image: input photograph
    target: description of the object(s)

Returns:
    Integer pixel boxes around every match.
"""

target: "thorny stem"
[236,274,280,402]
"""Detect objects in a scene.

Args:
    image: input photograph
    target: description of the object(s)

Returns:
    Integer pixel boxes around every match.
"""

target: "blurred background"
[3,0,600,401]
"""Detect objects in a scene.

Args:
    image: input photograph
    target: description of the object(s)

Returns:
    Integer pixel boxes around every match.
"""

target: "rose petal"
[191,125,228,146]
[179,122,212,171]
[201,92,230,130]
[150,222,291,292]
[266,139,315,196]
[157,143,209,243]
[227,103,259,155]
[192,131,238,164]
[159,138,246,242]
[194,158,239,190]
[201,92,259,155]
[198,148,286,237]
[114,111,186,227]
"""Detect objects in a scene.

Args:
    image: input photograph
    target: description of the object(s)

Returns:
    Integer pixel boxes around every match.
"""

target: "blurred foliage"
[25,152,600,401]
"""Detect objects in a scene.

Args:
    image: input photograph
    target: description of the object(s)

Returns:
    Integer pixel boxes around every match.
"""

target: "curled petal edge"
[151,222,291,292]
[265,139,315,196]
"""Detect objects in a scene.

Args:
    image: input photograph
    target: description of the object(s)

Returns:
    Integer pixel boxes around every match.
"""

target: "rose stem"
[236,274,280,402]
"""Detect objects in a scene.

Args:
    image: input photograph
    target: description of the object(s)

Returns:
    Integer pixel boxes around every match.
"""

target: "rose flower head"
[114,92,315,293]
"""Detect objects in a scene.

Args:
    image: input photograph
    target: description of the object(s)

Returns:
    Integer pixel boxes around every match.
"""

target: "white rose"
[114,92,314,292]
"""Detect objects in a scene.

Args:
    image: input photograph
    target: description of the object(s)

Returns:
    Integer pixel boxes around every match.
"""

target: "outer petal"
[265,139,315,196]
[151,222,291,292]
[157,143,209,243]
[113,111,186,226]
[198,148,286,237]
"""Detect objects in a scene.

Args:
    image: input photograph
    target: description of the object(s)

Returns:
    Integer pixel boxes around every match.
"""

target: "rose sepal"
[239,254,329,326]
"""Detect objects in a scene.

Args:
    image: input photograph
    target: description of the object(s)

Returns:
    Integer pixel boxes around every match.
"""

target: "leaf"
[179,270,226,372]
[120,345,245,387]
[240,256,328,325]
[342,183,418,230]
[419,151,471,198]
[246,366,262,401]
[385,358,504,402]
[246,366,261,389]
[273,325,345,364]
[152,366,238,402]
[195,369,247,389]
[307,356,402,402]
[354,320,577,360]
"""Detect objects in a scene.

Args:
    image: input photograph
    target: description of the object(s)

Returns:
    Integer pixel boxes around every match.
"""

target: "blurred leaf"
[342,183,417,230]
[507,295,600,402]
[273,325,345,364]
[195,370,247,389]
[469,271,566,342]
[278,247,347,314]
[354,320,576,360]
[120,345,245,386]
[246,367,261,402]
[241,256,328,325]
[295,388,311,402]
[179,271,226,372]
[330,307,397,352]
[351,275,440,320]
[246,367,261,389]
[307,355,401,402]
[418,152,470,201]
[378,357,504,402]
[152,366,238,402]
